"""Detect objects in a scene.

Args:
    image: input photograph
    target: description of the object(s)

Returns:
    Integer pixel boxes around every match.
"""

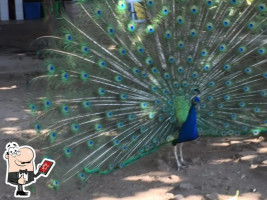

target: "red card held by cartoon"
[38,159,55,176]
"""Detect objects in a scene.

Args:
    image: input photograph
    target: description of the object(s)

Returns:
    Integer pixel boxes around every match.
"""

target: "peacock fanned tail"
[27,0,267,188]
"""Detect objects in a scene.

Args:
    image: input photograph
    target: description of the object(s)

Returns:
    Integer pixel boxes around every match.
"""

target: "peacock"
[27,0,267,190]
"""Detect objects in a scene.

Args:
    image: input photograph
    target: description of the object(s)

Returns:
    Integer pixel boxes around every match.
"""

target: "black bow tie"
[19,169,28,174]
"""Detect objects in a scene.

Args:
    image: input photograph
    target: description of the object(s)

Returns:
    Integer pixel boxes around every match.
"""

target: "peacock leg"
[173,145,181,170]
[179,143,185,164]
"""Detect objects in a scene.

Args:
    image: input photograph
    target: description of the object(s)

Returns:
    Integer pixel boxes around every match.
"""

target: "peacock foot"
[181,160,187,166]
[177,165,186,171]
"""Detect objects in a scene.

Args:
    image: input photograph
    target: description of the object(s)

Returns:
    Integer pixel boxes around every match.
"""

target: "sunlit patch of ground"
[0,85,17,90]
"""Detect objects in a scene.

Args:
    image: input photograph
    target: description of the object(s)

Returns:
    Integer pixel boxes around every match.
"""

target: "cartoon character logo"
[3,142,55,198]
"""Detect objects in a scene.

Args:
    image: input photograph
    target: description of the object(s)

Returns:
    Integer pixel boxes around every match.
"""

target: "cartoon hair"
[5,142,19,150]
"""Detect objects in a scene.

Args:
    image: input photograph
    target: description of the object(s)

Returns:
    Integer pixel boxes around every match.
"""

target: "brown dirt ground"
[0,77,266,200]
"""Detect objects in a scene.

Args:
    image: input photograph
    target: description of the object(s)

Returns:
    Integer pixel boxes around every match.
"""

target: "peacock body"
[28,0,267,189]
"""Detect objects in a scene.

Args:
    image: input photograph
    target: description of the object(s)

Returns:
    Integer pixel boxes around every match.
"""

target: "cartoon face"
[4,143,35,172]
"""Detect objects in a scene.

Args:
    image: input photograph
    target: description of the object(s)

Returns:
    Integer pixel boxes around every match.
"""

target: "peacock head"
[194,89,201,96]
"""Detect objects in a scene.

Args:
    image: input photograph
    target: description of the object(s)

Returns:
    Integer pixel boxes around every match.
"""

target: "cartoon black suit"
[8,170,40,196]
